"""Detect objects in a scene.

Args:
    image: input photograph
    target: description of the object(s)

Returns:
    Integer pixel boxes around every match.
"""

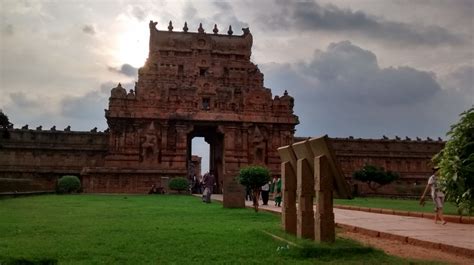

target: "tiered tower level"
[83,21,298,195]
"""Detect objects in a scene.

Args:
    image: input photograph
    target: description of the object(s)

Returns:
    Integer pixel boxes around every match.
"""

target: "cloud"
[257,1,464,46]
[212,1,248,32]
[108,64,138,77]
[82,25,96,35]
[261,41,468,138]
[131,6,146,21]
[2,24,14,36]
[301,41,441,105]
[8,92,45,110]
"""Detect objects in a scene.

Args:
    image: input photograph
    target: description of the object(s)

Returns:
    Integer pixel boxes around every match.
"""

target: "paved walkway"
[206,194,474,257]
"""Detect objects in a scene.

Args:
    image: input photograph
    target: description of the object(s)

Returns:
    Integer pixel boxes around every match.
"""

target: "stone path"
[206,194,474,258]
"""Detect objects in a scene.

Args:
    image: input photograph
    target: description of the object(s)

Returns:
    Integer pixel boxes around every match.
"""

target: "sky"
[1,0,473,172]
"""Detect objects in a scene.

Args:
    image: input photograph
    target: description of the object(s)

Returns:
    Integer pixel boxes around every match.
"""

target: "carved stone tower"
[82,21,298,206]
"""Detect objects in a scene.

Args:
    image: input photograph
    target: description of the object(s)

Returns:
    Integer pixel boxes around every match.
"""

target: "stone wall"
[295,136,444,196]
[0,129,107,192]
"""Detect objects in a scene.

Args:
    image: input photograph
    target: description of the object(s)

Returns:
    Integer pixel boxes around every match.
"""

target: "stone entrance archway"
[186,125,224,193]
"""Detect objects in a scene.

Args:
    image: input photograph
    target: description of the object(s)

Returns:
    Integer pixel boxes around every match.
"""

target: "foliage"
[0,110,12,139]
[56,175,81,194]
[353,165,399,193]
[433,107,474,214]
[168,177,189,193]
[0,195,425,264]
[237,166,271,190]
[0,110,10,128]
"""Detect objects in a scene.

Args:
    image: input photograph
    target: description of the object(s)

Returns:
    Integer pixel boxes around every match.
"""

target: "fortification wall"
[295,136,444,196]
[0,128,107,192]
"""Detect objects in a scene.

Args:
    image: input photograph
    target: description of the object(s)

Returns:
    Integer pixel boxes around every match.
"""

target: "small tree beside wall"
[353,165,399,194]
[237,166,271,212]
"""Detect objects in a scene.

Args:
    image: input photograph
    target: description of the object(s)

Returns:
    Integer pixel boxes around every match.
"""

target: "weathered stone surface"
[89,21,298,200]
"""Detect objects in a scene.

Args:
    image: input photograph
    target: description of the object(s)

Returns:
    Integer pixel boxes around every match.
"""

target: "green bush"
[353,165,399,194]
[434,107,474,214]
[238,166,271,190]
[56,175,81,194]
[168,177,189,193]
[237,166,271,212]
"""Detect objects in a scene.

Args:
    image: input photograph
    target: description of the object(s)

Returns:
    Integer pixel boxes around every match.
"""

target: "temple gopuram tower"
[82,21,298,207]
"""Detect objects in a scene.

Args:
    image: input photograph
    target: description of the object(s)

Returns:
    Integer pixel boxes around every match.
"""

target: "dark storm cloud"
[303,41,441,105]
[82,25,96,35]
[107,64,138,77]
[258,0,463,46]
[260,41,461,138]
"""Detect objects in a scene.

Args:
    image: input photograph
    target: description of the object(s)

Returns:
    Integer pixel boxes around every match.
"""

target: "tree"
[237,166,271,212]
[433,107,474,214]
[0,110,12,139]
[353,164,399,193]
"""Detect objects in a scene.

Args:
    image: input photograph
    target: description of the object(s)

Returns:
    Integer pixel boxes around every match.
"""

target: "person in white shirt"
[420,167,447,224]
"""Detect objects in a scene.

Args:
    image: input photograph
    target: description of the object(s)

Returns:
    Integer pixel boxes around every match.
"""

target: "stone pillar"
[296,157,315,239]
[314,155,335,242]
[223,176,245,208]
[282,161,297,234]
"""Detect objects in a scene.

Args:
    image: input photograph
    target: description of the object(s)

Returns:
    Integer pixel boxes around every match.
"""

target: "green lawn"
[0,195,442,264]
[334,197,470,216]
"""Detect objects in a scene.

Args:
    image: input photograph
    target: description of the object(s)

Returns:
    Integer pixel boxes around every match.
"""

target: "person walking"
[202,170,215,203]
[261,181,270,205]
[420,167,447,224]
[274,176,282,207]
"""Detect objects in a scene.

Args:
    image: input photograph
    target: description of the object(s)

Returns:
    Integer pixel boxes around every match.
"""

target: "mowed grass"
[0,195,441,265]
[334,197,470,216]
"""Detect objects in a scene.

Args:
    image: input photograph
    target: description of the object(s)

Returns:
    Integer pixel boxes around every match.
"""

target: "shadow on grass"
[0,257,58,265]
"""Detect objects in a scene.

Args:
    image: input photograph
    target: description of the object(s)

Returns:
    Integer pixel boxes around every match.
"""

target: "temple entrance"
[186,125,224,193]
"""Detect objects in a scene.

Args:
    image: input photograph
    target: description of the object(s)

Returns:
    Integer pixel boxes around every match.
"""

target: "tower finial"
[183,21,188,32]
[198,23,204,33]
[213,24,219,34]
[168,21,173,31]
[227,25,233,35]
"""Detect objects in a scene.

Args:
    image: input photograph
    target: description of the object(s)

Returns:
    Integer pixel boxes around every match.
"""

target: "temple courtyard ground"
[0,194,459,264]
[211,195,473,265]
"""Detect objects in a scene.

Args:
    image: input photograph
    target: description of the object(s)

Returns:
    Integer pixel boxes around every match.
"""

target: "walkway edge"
[212,197,474,259]
[334,205,474,224]
[336,223,474,259]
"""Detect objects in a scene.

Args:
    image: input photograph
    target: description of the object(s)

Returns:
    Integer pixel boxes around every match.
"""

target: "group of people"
[245,176,282,207]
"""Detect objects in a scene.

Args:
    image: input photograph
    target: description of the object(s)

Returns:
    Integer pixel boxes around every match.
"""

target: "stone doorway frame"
[186,124,224,193]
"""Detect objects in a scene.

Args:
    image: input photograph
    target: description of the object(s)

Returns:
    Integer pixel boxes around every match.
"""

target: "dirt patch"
[339,230,472,265]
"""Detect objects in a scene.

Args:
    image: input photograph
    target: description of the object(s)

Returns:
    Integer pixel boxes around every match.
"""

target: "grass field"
[0,195,443,264]
[334,197,470,216]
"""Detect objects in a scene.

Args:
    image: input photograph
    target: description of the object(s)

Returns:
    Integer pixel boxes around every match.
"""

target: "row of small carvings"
[8,125,108,133]
[333,136,444,142]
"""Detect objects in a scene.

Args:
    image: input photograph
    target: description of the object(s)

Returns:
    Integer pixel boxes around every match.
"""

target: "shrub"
[168,177,189,193]
[238,166,271,190]
[237,165,271,212]
[56,175,81,194]
[353,165,399,194]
